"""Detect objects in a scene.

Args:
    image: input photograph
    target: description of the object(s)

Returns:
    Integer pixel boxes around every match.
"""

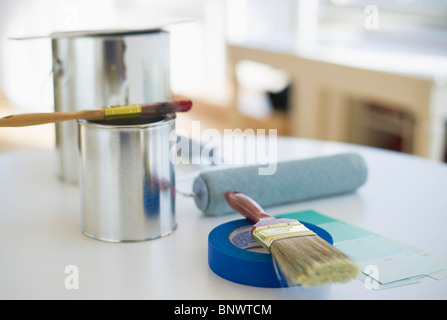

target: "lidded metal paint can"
[52,29,171,183]
[77,115,176,242]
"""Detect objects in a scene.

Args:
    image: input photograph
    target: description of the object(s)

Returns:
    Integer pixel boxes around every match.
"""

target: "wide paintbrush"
[225,191,359,287]
[0,100,192,127]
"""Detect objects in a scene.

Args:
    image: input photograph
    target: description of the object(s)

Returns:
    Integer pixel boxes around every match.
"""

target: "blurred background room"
[0,0,446,162]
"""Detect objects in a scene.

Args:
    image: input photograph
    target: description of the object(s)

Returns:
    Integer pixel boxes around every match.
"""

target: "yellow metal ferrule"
[104,104,142,120]
[252,221,316,249]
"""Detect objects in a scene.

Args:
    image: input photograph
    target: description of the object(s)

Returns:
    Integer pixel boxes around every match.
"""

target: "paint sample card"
[279,210,447,288]
[358,251,447,284]
[334,235,411,262]
[357,272,421,290]
[417,252,447,280]
[318,222,374,243]
[279,210,337,225]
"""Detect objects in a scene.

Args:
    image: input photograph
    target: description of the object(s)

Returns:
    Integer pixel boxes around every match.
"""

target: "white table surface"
[1,137,447,300]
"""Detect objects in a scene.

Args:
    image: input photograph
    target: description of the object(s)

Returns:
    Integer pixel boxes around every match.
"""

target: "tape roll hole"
[229,226,269,254]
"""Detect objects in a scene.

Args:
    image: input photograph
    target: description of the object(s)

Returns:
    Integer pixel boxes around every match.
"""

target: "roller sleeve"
[193,153,368,216]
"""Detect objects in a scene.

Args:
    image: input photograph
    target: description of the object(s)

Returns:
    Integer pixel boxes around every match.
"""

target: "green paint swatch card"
[283,210,447,288]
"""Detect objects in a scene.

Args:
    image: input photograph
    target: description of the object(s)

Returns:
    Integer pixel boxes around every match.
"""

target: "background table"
[1,138,446,299]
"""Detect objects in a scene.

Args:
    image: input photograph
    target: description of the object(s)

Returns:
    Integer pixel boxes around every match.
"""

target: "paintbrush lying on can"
[0,100,192,127]
[225,191,359,287]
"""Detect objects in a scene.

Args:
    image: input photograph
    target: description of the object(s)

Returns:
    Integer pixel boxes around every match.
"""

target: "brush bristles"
[270,235,359,287]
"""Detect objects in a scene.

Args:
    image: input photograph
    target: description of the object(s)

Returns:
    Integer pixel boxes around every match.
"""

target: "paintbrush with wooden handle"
[225,191,359,287]
[0,100,192,127]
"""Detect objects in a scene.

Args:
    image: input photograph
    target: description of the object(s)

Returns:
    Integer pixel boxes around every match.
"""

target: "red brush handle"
[224,191,272,223]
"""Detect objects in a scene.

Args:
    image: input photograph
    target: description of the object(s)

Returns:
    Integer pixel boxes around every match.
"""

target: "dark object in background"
[267,84,291,112]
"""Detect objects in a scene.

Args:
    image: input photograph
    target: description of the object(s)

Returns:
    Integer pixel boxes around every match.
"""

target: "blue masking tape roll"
[208,218,333,288]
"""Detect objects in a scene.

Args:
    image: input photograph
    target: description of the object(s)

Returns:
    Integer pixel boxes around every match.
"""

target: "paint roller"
[190,153,368,216]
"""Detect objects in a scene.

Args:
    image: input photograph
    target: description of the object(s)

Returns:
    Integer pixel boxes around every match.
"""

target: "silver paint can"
[77,114,176,242]
[52,29,171,183]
